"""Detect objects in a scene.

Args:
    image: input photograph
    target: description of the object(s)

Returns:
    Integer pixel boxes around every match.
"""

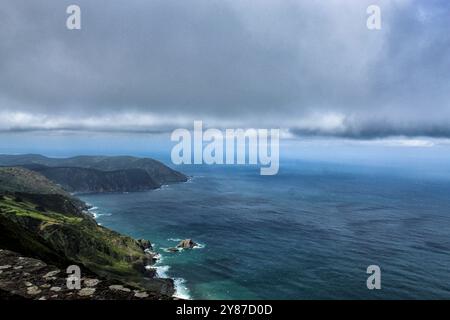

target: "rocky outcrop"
[137,239,152,251]
[0,249,173,300]
[177,239,198,249]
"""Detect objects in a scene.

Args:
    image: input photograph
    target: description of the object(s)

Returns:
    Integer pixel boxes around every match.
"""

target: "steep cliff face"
[0,154,187,193]
[0,168,174,299]
[28,166,161,193]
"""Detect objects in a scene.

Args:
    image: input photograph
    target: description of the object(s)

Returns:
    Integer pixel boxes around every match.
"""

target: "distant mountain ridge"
[0,154,187,193]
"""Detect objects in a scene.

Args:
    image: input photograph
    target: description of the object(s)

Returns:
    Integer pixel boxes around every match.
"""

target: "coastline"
[87,204,193,300]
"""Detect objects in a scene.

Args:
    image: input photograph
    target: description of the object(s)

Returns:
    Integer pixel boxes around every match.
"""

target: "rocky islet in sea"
[166,239,199,253]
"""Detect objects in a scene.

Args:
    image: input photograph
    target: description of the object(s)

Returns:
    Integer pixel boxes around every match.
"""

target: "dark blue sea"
[80,160,450,299]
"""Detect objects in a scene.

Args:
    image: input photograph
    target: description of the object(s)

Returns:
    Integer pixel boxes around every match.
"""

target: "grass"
[0,195,83,225]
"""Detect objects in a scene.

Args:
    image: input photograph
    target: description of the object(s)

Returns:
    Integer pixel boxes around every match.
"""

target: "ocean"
[80,160,450,299]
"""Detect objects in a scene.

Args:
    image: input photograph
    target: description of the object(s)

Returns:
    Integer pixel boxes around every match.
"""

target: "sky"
[1,0,450,160]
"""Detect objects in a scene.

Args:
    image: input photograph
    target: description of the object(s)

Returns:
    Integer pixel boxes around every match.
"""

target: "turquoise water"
[80,161,450,299]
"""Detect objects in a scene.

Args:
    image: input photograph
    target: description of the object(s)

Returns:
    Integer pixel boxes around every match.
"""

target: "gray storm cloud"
[0,0,449,138]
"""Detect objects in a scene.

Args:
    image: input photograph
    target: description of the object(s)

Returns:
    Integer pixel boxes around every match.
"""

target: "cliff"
[0,167,174,299]
[0,154,187,193]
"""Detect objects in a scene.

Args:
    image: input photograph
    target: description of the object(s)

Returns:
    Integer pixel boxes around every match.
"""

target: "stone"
[78,288,96,297]
[43,270,60,278]
[167,247,179,253]
[134,291,149,298]
[84,278,100,287]
[38,296,47,300]
[50,286,62,292]
[177,239,198,249]
[0,265,12,270]
[109,285,131,292]
[14,265,23,270]
[27,286,42,295]
[24,281,33,287]
[40,284,51,289]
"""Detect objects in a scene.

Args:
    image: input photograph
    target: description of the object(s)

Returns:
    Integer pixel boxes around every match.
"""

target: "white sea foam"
[150,264,191,299]
[155,265,170,278]
[185,177,194,184]
[88,206,99,218]
[90,210,112,219]
[168,238,182,242]
[146,250,162,261]
[149,248,192,299]
[193,242,205,249]
[173,278,191,300]
[153,184,170,192]
[97,213,112,217]
[154,254,162,262]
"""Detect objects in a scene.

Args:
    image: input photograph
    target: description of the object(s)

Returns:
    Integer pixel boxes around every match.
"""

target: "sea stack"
[177,239,198,249]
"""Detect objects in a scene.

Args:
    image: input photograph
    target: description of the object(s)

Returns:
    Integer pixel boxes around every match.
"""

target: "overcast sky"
[0,0,449,139]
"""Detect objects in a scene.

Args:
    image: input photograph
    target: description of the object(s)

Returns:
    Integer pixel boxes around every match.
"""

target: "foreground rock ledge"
[0,249,173,300]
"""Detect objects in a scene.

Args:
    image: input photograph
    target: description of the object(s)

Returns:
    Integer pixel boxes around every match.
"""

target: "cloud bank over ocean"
[1,0,449,138]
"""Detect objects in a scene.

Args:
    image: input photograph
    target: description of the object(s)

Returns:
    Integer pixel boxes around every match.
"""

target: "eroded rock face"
[0,249,174,300]
[137,239,152,251]
[177,239,198,249]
